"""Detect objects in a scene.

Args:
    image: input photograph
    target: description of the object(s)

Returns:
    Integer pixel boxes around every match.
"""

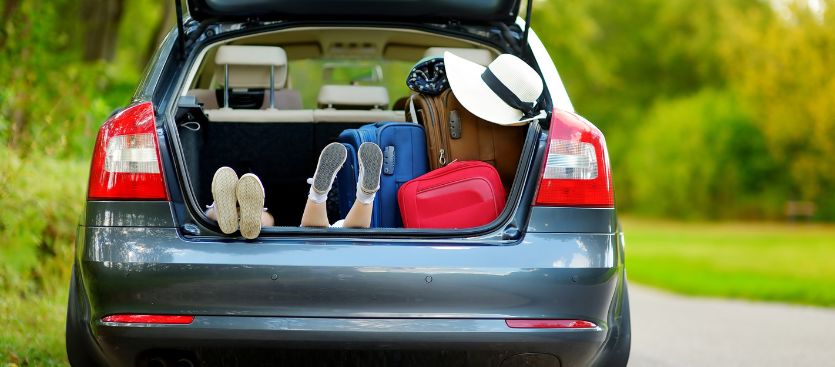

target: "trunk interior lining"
[180,121,366,225]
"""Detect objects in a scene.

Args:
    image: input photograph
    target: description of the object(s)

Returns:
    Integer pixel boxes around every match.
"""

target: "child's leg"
[206,206,218,221]
[261,211,275,227]
[341,142,382,228]
[342,201,373,228]
[301,200,330,227]
[300,142,347,227]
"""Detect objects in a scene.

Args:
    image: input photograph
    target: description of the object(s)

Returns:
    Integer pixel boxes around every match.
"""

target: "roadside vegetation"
[1,0,833,365]
[624,217,835,306]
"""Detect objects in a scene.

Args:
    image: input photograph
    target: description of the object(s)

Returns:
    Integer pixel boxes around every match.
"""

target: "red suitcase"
[398,161,507,229]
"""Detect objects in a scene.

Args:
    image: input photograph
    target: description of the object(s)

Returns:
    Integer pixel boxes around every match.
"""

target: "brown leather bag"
[407,89,526,189]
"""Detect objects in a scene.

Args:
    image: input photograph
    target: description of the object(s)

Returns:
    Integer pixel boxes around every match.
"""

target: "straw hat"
[444,51,545,126]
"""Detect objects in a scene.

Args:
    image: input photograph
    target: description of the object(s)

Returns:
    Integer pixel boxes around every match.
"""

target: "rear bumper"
[95,316,605,366]
[75,224,624,366]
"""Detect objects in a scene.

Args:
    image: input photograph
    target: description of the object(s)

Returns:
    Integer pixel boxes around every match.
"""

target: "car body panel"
[85,201,176,227]
[79,225,620,320]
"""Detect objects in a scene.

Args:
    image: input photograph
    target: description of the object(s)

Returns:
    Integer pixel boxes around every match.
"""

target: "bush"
[0,147,86,292]
[0,147,86,365]
[625,89,785,219]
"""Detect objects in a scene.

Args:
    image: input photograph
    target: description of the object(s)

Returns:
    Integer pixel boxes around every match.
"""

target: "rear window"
[289,59,414,109]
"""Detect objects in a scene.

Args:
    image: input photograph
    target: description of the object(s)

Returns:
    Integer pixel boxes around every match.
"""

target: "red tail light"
[534,109,614,207]
[88,102,168,200]
[505,319,598,329]
[101,314,194,324]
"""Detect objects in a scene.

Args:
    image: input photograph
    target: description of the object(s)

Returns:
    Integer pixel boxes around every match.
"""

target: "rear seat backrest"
[215,45,288,90]
[203,108,406,123]
[317,85,389,110]
[190,45,303,110]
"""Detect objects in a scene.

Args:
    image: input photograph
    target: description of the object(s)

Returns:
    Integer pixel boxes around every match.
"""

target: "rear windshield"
[289,59,414,109]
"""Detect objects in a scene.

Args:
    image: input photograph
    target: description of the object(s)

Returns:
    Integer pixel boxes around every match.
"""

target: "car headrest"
[215,45,288,89]
[317,85,389,110]
[423,47,494,66]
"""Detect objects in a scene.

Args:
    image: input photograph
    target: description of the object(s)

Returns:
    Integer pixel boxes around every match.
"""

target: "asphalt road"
[628,284,835,366]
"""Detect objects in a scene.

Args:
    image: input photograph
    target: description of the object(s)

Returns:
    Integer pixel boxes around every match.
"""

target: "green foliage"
[627,89,783,219]
[534,0,834,220]
[0,146,86,293]
[0,286,69,366]
[625,217,835,306]
[0,147,85,366]
[722,0,835,210]
[0,0,164,159]
[0,2,166,364]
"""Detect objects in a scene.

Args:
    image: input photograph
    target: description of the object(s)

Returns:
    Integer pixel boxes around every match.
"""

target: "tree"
[81,0,127,62]
[722,0,835,216]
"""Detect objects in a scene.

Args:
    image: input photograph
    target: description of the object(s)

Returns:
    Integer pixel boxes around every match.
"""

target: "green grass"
[1,149,84,366]
[0,288,69,366]
[623,217,835,306]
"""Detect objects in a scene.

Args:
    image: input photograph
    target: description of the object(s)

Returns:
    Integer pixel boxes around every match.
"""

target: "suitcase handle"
[383,145,396,175]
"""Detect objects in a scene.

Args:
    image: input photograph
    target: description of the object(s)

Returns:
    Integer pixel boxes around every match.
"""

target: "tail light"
[534,109,614,207]
[88,102,168,200]
[101,314,194,325]
[505,319,598,329]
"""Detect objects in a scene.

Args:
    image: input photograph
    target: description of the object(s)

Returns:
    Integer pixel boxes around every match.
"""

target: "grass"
[623,217,835,306]
[0,287,69,366]
[1,149,84,367]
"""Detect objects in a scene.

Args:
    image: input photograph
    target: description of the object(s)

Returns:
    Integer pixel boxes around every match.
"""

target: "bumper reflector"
[101,314,194,325]
[505,319,597,329]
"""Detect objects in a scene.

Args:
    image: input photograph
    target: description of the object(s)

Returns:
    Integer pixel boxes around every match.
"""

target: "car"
[66,0,630,366]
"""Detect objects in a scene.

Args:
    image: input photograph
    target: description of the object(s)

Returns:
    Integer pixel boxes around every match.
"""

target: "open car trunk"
[177,114,380,226]
[169,25,547,234]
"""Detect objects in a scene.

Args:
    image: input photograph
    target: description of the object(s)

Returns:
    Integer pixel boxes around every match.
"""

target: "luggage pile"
[335,51,543,229]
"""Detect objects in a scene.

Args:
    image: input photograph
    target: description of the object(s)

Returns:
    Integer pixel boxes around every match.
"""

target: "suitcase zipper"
[439,91,454,165]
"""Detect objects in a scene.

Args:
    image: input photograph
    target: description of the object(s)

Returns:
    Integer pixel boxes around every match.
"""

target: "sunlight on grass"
[623,217,835,306]
[0,287,68,366]
[0,149,84,366]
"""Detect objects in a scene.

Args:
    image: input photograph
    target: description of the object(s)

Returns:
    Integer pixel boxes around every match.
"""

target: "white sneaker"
[308,142,347,202]
[211,166,239,234]
[356,142,383,204]
[236,173,265,240]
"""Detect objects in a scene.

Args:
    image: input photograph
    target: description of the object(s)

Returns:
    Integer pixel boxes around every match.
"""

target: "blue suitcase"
[337,122,429,228]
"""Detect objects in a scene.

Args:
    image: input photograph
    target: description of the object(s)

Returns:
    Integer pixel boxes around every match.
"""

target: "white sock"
[307,178,328,204]
[355,189,376,204]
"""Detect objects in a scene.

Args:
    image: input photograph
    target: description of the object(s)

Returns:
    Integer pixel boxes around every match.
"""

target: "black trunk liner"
[196,122,364,226]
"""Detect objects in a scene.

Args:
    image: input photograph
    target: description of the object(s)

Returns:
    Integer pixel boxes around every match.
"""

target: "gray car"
[66,1,630,366]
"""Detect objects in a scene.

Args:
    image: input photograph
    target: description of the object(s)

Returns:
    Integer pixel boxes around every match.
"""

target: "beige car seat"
[187,45,302,110]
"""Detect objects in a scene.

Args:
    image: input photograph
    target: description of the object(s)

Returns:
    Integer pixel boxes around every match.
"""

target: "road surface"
[628,284,835,366]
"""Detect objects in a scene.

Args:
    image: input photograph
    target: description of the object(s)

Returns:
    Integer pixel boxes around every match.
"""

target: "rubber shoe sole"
[237,173,265,240]
[211,167,238,234]
[311,142,347,194]
[358,142,383,194]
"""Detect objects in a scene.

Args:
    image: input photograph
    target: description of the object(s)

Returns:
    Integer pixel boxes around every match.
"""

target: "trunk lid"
[185,0,522,24]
